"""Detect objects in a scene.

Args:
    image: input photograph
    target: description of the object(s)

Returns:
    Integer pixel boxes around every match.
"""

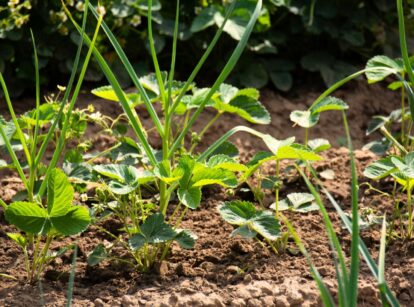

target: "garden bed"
[0,81,413,306]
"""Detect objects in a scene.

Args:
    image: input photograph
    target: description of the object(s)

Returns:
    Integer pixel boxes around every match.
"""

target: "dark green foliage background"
[0,0,410,96]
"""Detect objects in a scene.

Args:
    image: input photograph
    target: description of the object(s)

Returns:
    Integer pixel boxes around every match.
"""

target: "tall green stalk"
[397,0,414,121]
[38,8,104,197]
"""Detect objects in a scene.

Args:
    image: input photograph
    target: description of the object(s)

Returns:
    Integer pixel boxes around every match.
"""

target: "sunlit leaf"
[290,110,319,128]
[365,55,402,83]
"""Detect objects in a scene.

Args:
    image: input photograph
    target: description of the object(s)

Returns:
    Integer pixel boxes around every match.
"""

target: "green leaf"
[177,155,196,187]
[269,71,293,92]
[287,193,315,207]
[191,165,238,188]
[135,0,161,11]
[91,86,139,104]
[128,234,146,250]
[174,230,197,249]
[139,72,167,96]
[309,96,349,114]
[191,6,219,32]
[139,213,176,242]
[107,181,136,195]
[209,141,239,158]
[276,144,322,161]
[92,86,119,101]
[215,94,270,124]
[388,81,406,91]
[111,1,133,17]
[87,244,108,266]
[237,62,269,88]
[231,224,257,238]
[247,151,273,167]
[109,137,142,162]
[20,103,59,128]
[207,154,248,172]
[290,110,319,128]
[7,232,27,248]
[365,55,402,83]
[261,176,279,189]
[364,157,396,180]
[5,202,48,234]
[0,121,15,147]
[219,200,281,241]
[47,169,74,217]
[63,162,93,183]
[213,84,270,124]
[94,164,143,183]
[218,84,240,103]
[219,200,256,225]
[178,187,202,209]
[215,9,248,41]
[391,153,414,178]
[129,213,177,250]
[308,138,331,153]
[51,206,91,236]
[301,51,334,72]
[271,193,319,213]
[262,135,295,154]
[366,116,389,135]
[250,211,280,240]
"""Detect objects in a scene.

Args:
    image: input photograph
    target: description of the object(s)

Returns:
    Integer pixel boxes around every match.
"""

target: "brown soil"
[1,81,413,306]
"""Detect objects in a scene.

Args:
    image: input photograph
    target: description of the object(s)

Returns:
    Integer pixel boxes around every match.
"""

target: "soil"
[1,81,413,306]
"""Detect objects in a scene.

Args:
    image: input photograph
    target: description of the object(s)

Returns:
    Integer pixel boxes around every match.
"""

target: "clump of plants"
[57,0,285,270]
[356,0,414,240]
[0,1,104,282]
[5,169,90,282]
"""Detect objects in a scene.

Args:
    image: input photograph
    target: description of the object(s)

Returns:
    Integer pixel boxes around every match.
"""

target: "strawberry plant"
[359,0,414,240]
[364,152,414,238]
[289,96,349,146]
[4,169,90,283]
[219,200,281,252]
[241,135,322,216]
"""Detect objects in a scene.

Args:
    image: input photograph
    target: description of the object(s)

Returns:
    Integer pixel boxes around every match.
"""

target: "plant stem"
[168,202,182,223]
[0,74,32,165]
[407,185,413,239]
[401,72,407,146]
[85,142,122,163]
[175,207,188,228]
[0,199,7,210]
[380,126,408,155]
[275,160,280,219]
[29,235,41,282]
[189,112,222,153]
[33,235,53,283]
[304,128,309,147]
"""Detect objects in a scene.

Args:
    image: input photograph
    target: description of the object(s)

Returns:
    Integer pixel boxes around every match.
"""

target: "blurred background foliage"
[0,0,413,96]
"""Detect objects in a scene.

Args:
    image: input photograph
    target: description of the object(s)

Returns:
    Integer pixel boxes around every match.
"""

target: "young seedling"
[217,133,322,254]
[364,55,413,152]
[364,152,414,238]
[270,192,319,213]
[242,135,322,218]
[218,200,281,253]
[5,169,91,282]
[289,96,349,146]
